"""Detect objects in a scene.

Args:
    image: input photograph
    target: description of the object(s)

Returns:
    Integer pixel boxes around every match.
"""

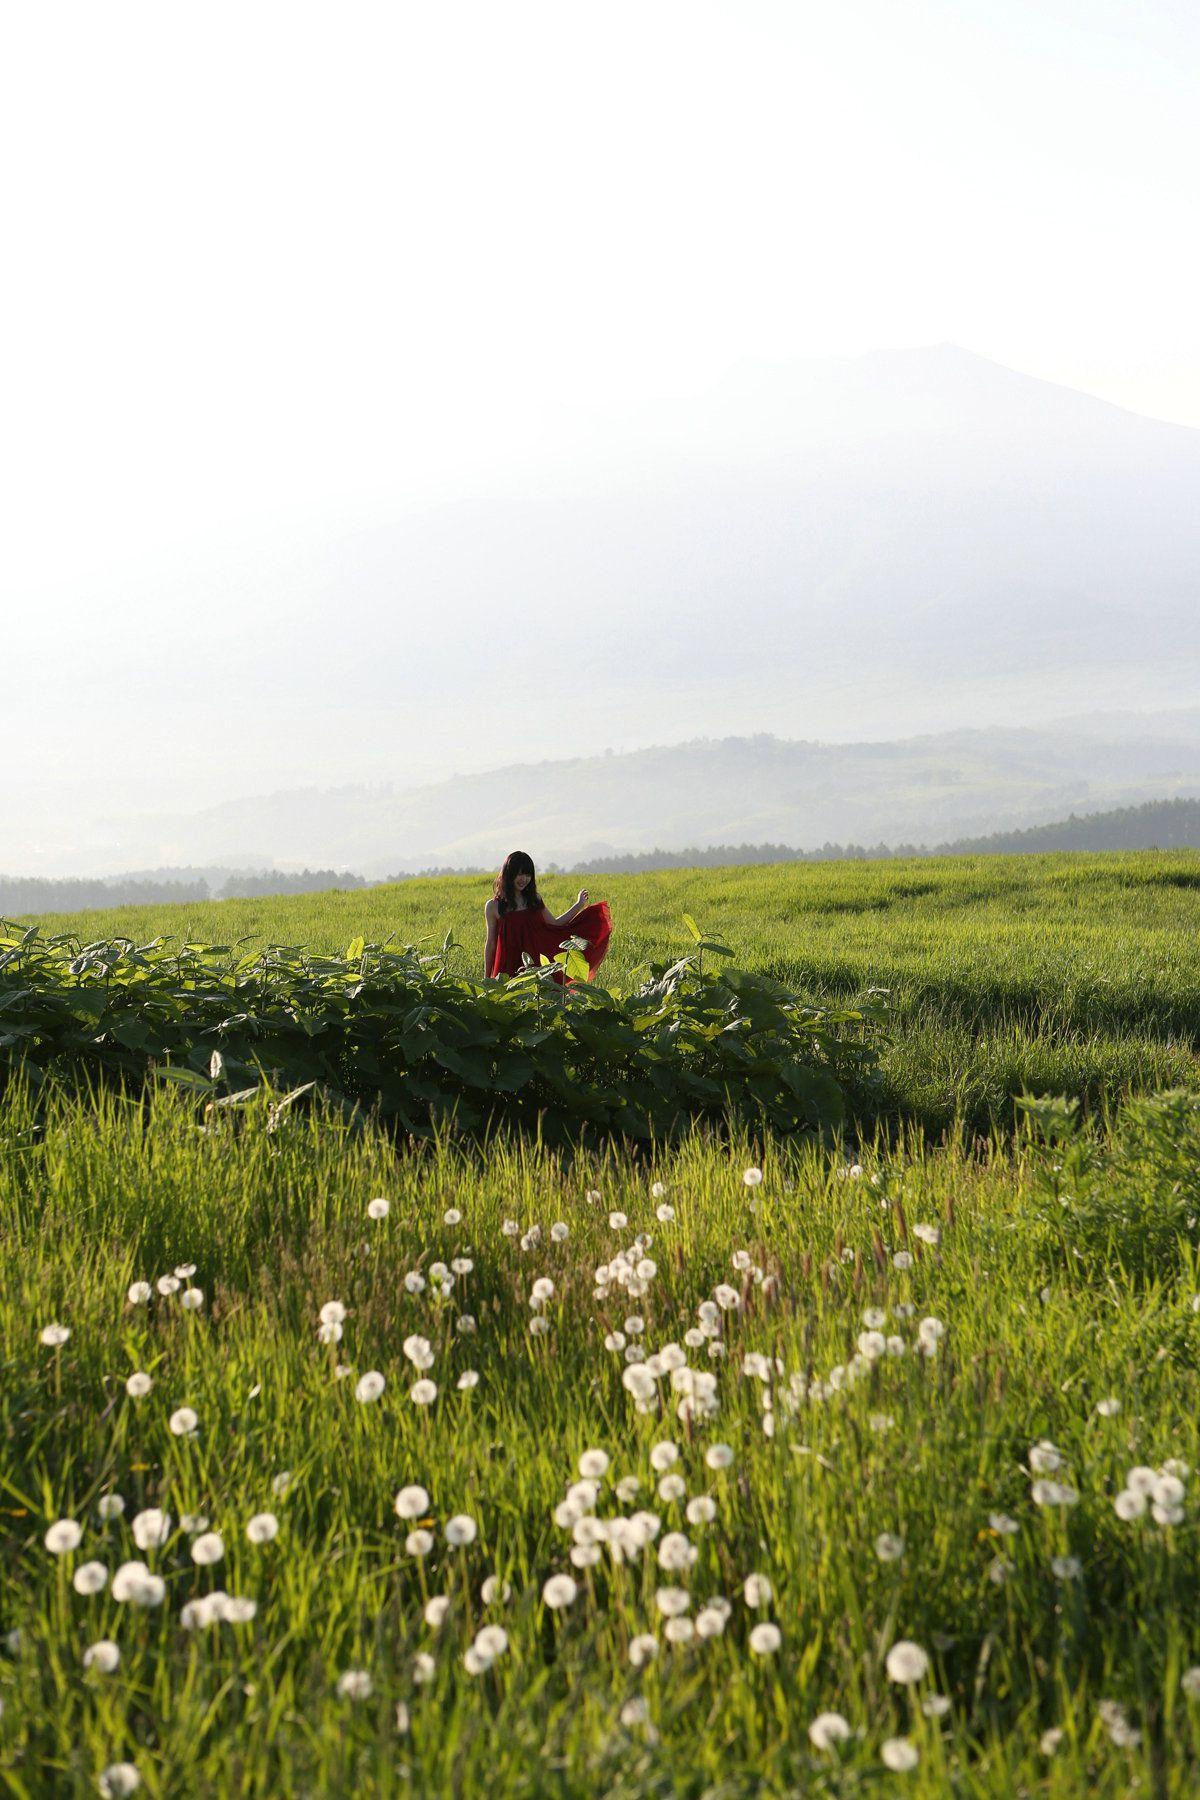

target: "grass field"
[4,851,1200,1796]
[20,850,1200,1135]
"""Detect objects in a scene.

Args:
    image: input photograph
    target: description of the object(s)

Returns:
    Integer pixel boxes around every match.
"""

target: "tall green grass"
[2,1078,1200,1795]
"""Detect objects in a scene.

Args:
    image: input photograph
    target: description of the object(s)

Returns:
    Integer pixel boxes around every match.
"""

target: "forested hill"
[565,797,1200,873]
[931,796,1200,856]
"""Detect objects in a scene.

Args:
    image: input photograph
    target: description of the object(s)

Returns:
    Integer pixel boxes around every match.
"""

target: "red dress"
[489,901,613,980]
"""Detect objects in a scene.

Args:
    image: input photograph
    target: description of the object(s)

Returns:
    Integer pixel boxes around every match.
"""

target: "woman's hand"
[576,889,589,906]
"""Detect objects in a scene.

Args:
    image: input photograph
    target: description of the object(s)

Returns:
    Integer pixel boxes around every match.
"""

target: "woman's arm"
[542,888,590,929]
[483,899,499,977]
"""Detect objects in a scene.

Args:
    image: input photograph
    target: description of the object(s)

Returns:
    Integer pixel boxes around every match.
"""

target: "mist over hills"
[11,344,1200,871]
[47,706,1200,880]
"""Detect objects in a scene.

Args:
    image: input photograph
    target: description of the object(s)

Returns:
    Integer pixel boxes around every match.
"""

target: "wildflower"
[686,1496,717,1525]
[988,1513,1019,1535]
[1028,1440,1064,1474]
[743,1168,763,1187]
[621,1697,650,1727]
[40,1323,70,1347]
[395,1485,430,1520]
[98,1765,141,1798]
[131,1509,171,1551]
[713,1284,740,1311]
[168,1407,199,1437]
[882,1737,919,1771]
[83,1639,120,1673]
[72,1561,108,1595]
[413,1652,436,1684]
[655,1586,690,1617]
[180,1288,204,1312]
[125,1373,152,1399]
[542,1574,578,1609]
[191,1532,224,1566]
[445,1515,477,1546]
[271,1471,293,1498]
[410,1379,438,1405]
[395,1702,410,1732]
[1051,1554,1082,1580]
[471,1623,508,1666]
[650,1182,666,1198]
[809,1712,852,1751]
[529,1278,555,1308]
[337,1670,373,1700]
[657,1204,675,1221]
[481,1575,511,1604]
[892,1251,913,1271]
[705,1444,735,1470]
[1040,1727,1064,1755]
[743,1573,772,1608]
[657,1532,697,1572]
[367,1198,390,1219]
[444,1207,462,1226]
[457,1371,479,1391]
[156,1275,180,1296]
[404,1273,426,1293]
[98,1495,125,1522]
[913,1223,939,1246]
[857,1331,886,1360]
[922,1694,951,1719]
[111,1561,165,1606]
[629,1633,658,1666]
[406,1529,434,1556]
[695,1605,728,1637]
[424,1595,450,1628]
[403,1335,434,1369]
[1031,1479,1078,1508]
[1181,1667,1200,1699]
[609,1212,628,1231]
[318,1321,343,1344]
[180,1513,209,1534]
[551,1221,569,1242]
[579,1449,609,1479]
[875,1532,905,1563]
[886,1640,930,1685]
[502,1219,519,1236]
[319,1301,346,1326]
[44,1519,82,1555]
[127,1282,152,1305]
[1095,1397,1120,1417]
[749,1622,781,1655]
[355,1372,385,1403]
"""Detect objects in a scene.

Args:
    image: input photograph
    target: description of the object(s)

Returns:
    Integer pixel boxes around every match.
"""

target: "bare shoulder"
[484,898,498,921]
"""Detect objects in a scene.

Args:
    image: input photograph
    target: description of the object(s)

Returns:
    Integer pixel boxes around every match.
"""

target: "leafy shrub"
[1019,1087,1200,1282]
[0,923,884,1145]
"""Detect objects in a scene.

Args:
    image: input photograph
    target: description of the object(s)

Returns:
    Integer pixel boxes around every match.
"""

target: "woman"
[484,850,612,980]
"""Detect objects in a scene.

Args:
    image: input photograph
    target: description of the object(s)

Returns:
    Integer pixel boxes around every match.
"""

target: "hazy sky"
[4,0,1199,862]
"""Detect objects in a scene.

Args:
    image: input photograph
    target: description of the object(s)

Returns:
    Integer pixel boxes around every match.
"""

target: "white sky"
[3,0,1199,861]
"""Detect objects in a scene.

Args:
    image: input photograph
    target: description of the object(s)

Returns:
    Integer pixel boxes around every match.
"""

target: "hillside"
[11,346,1200,873]
[56,708,1200,877]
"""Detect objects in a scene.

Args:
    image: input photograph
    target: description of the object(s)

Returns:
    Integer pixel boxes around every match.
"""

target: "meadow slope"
[18,851,1200,1135]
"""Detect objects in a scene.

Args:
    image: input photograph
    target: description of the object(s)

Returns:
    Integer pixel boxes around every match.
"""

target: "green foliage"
[0,924,883,1145]
[1023,1086,1200,1284]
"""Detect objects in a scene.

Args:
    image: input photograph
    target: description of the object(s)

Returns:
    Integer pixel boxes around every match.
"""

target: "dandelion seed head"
[44,1519,82,1556]
[72,1560,108,1594]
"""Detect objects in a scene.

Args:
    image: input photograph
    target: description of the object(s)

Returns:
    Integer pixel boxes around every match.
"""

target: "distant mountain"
[9,344,1200,872]
[57,708,1200,878]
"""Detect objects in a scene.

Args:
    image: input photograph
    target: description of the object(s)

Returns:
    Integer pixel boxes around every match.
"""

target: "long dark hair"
[493,850,542,916]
